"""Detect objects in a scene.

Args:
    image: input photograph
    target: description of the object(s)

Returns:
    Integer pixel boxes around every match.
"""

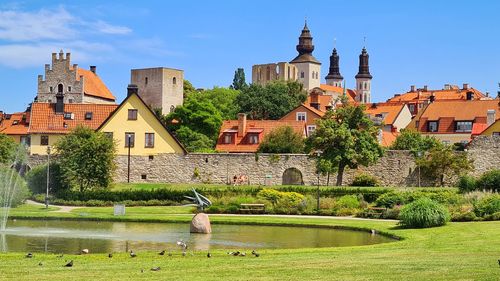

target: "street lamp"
[417,151,422,188]
[127,134,132,183]
[45,146,51,209]
[315,150,323,212]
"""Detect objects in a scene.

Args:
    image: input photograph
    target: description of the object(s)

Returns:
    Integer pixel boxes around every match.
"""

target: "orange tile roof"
[215,119,306,153]
[29,103,118,134]
[471,123,489,136]
[0,112,29,135]
[365,103,405,125]
[387,87,485,103]
[319,84,357,102]
[381,130,398,147]
[77,69,115,101]
[420,100,500,120]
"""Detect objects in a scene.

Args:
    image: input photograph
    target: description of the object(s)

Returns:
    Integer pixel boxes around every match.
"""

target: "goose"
[25,253,33,258]
[130,250,137,258]
[252,250,260,257]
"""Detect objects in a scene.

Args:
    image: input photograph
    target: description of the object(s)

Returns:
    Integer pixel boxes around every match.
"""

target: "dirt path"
[25,199,81,213]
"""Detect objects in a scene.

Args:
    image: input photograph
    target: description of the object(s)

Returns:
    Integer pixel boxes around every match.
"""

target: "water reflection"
[0,219,394,254]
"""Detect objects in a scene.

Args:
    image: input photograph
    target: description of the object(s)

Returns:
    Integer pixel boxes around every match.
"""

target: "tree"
[236,81,306,120]
[188,87,241,120]
[257,126,304,153]
[54,126,116,192]
[306,102,384,186]
[391,129,442,156]
[230,68,247,90]
[0,133,16,165]
[183,80,196,97]
[416,145,473,187]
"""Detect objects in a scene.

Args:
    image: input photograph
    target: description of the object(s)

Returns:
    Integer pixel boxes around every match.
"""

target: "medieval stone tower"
[290,21,321,91]
[325,47,343,87]
[355,47,372,104]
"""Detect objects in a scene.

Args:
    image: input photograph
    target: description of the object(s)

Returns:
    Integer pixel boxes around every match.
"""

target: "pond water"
[0,219,394,254]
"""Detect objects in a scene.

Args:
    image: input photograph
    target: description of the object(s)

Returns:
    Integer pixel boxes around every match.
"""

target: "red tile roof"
[365,103,406,126]
[29,103,118,134]
[381,130,398,147]
[0,112,29,135]
[216,119,306,153]
[77,69,115,101]
[420,100,500,121]
[387,87,486,103]
[471,123,489,136]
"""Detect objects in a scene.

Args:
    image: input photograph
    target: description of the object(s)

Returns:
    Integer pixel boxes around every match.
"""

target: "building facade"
[251,62,298,86]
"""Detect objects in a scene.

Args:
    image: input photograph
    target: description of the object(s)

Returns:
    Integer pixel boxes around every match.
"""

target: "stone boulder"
[190,213,212,234]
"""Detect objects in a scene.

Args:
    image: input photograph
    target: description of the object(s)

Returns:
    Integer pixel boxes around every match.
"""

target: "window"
[223,134,232,144]
[68,86,71,92]
[20,136,30,146]
[301,72,304,78]
[125,132,135,147]
[266,67,271,80]
[40,135,49,146]
[248,134,259,144]
[415,121,420,129]
[493,132,500,137]
[172,77,177,85]
[85,112,93,120]
[148,155,154,161]
[296,112,306,121]
[145,77,148,85]
[128,109,138,120]
[68,99,73,103]
[145,133,155,148]
[104,132,113,140]
[307,125,316,135]
[58,84,63,93]
[141,174,147,180]
[428,121,438,132]
[455,121,473,133]
[63,112,73,120]
[12,120,19,125]
[49,86,53,92]
[408,104,415,113]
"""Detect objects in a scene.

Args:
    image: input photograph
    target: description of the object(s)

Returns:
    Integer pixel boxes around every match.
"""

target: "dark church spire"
[325,48,343,80]
[355,47,372,79]
[290,21,320,64]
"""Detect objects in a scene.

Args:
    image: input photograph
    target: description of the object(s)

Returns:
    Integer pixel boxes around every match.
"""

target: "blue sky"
[1,0,499,112]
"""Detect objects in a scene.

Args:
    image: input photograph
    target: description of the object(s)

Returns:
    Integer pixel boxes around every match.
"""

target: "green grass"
[2,205,499,280]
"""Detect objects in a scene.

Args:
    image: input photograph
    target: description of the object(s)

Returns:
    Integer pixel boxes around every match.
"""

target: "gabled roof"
[96,93,187,154]
[365,103,406,126]
[0,112,29,135]
[419,100,500,120]
[216,119,306,153]
[471,123,489,136]
[29,103,118,134]
[77,69,116,101]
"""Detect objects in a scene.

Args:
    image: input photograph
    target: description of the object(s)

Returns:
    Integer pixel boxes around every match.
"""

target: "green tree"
[257,126,304,153]
[25,162,68,194]
[183,79,196,97]
[237,81,306,120]
[187,87,240,120]
[416,145,473,187]
[0,133,16,164]
[230,68,247,90]
[54,126,116,192]
[391,129,442,156]
[306,102,384,186]
[174,126,216,152]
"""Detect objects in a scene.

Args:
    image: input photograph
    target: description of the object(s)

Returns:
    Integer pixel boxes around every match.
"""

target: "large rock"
[190,213,212,234]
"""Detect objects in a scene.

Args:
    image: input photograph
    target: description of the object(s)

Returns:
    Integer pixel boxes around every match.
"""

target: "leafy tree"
[416,145,473,187]
[391,129,442,156]
[54,126,116,192]
[25,162,68,194]
[237,81,306,120]
[187,87,240,120]
[306,102,384,186]
[183,79,196,97]
[0,133,16,165]
[257,126,304,153]
[230,68,247,90]
[174,126,216,152]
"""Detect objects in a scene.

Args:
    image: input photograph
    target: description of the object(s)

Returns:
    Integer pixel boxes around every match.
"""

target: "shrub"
[476,170,500,192]
[399,198,450,228]
[449,204,477,222]
[257,188,283,205]
[457,175,477,193]
[25,163,68,194]
[374,191,407,208]
[473,194,500,217]
[351,174,380,187]
[0,167,30,207]
[332,195,361,216]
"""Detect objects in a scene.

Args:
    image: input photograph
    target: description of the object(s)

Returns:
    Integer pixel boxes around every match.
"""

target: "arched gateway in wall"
[282,167,304,185]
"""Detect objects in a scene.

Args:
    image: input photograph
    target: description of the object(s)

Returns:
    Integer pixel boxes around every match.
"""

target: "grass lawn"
[2,204,499,280]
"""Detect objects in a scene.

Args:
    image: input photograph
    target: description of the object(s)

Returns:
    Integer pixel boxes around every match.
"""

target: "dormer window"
[85,112,93,120]
[223,134,232,144]
[63,112,73,120]
[428,121,438,132]
[455,121,472,133]
[248,134,259,144]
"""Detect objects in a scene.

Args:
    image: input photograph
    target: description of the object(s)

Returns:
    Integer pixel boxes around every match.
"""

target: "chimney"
[127,84,138,97]
[429,95,435,103]
[466,91,474,101]
[309,90,320,110]
[238,113,247,136]
[410,85,416,92]
[423,85,428,91]
[486,92,489,97]
[90,65,96,74]
[55,93,64,114]
[462,83,469,90]
[444,84,450,90]
[487,109,496,126]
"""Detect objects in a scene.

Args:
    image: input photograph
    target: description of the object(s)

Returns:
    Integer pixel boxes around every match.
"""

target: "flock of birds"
[24,240,261,272]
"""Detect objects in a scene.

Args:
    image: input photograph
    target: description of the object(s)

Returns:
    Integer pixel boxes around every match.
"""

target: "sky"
[1,0,500,112]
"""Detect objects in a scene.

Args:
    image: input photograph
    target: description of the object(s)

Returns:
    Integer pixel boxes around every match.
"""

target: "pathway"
[25,200,81,213]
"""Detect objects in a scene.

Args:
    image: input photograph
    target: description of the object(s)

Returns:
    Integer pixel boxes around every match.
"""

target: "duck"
[158,250,165,256]
[130,250,137,258]
[252,250,260,257]
[25,253,33,258]
[108,253,113,258]
[151,267,161,271]
[207,252,211,258]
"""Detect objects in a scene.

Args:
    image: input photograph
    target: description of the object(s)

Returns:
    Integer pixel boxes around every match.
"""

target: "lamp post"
[417,151,422,188]
[315,150,323,212]
[45,146,51,209]
[127,134,131,183]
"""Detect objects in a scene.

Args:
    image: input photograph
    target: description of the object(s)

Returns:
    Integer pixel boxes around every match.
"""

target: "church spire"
[325,47,343,82]
[290,20,320,64]
[355,47,372,79]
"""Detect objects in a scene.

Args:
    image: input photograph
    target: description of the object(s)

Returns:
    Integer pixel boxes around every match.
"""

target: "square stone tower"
[130,67,184,114]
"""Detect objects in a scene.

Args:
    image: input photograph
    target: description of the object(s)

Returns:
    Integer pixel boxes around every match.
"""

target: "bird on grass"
[151,267,161,271]
[64,260,73,267]
[207,252,211,258]
[108,253,113,258]
[176,241,188,251]
[25,253,33,258]
[130,250,137,258]
[38,262,43,266]
[57,254,64,258]
[158,250,165,256]
[252,250,260,257]
[227,251,240,256]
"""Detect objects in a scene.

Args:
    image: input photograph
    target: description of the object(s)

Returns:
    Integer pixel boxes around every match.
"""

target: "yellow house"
[97,91,186,155]
[479,119,500,136]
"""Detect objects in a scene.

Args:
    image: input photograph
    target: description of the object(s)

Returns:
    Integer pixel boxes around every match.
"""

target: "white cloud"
[93,20,132,35]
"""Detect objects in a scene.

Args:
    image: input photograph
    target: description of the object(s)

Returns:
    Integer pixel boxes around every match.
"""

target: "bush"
[25,163,68,194]
[473,194,500,218]
[0,167,30,207]
[476,170,500,192]
[399,198,450,228]
[457,175,477,193]
[351,174,380,187]
[374,191,407,208]
[332,195,361,216]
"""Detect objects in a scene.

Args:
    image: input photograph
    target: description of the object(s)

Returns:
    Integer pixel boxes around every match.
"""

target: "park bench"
[239,203,265,214]
[367,207,387,218]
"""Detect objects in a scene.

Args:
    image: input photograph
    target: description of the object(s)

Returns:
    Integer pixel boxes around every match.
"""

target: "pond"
[0,220,394,254]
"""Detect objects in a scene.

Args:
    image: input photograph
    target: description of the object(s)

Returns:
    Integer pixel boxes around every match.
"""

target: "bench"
[367,207,387,218]
[239,203,265,214]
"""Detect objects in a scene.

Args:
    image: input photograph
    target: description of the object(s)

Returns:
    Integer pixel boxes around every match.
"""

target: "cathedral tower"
[290,21,321,91]
[325,47,343,87]
[355,47,372,103]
